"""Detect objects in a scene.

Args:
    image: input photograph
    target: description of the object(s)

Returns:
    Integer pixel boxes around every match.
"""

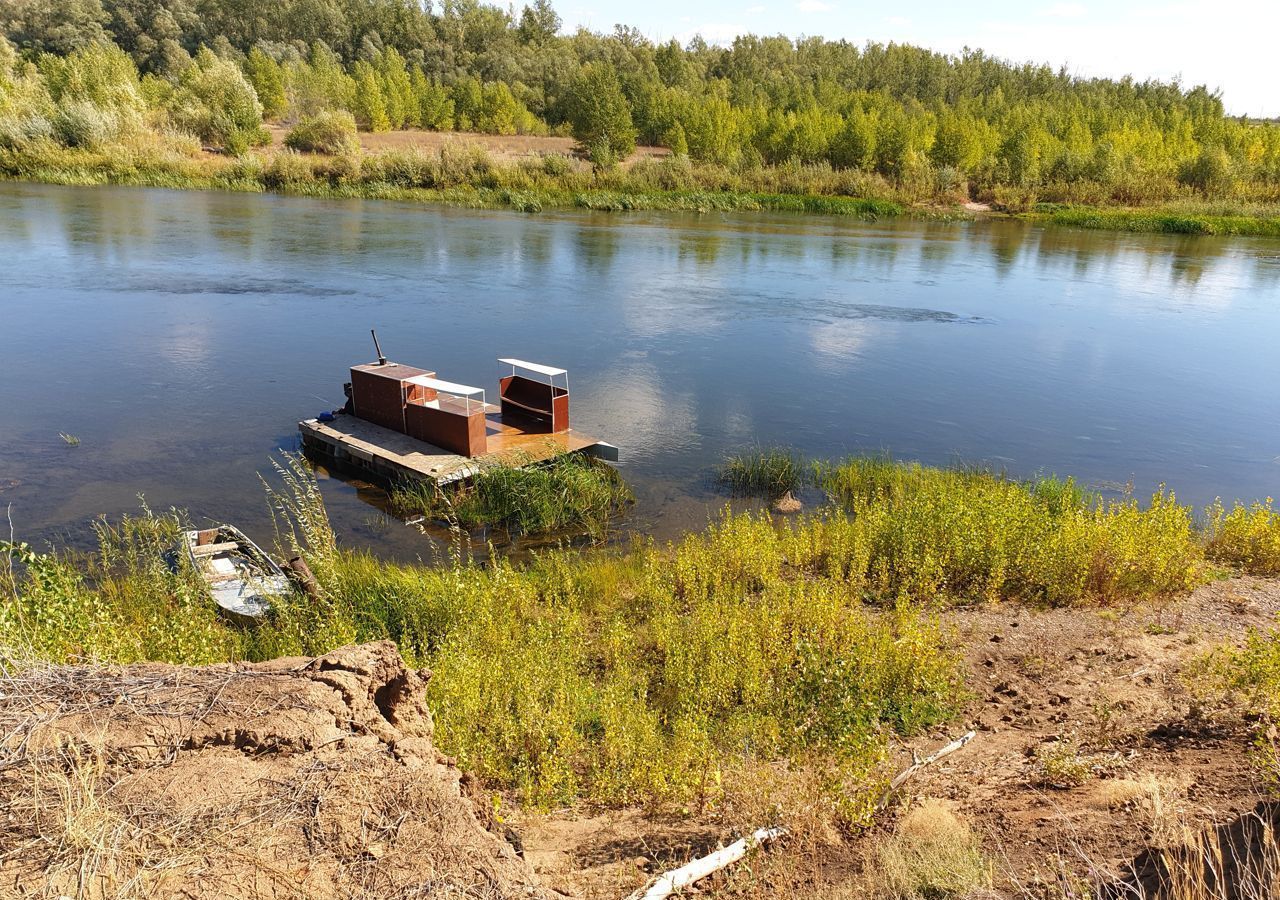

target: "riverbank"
[4,453,1280,896]
[6,139,1280,236]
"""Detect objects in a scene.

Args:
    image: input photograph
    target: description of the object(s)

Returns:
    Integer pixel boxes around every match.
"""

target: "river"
[1,181,1277,556]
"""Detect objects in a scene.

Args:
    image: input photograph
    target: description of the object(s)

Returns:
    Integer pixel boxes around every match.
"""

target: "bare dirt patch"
[0,641,542,899]
[263,125,670,164]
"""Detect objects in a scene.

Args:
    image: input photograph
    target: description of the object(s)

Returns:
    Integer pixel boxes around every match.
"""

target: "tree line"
[3,0,1279,203]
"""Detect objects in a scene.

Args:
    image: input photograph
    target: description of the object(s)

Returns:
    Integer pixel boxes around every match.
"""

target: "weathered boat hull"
[182,525,289,622]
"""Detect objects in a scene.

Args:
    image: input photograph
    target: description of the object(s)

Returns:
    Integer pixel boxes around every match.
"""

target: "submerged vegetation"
[390,453,633,540]
[3,3,1280,228]
[6,451,1280,815]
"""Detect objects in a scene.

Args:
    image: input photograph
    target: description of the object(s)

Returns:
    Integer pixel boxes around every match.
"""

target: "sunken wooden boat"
[182,525,290,622]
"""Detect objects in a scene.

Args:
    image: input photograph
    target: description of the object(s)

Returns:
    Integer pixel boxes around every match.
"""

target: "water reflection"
[1,182,1277,556]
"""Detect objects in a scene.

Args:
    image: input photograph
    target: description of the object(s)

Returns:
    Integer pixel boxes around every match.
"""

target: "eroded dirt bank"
[0,641,542,899]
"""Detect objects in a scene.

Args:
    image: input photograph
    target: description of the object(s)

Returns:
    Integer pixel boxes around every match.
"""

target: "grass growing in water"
[1045,205,1280,237]
[391,453,633,540]
[719,448,808,499]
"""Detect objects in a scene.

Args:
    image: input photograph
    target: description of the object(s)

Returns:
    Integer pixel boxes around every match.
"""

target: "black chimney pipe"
[371,329,387,366]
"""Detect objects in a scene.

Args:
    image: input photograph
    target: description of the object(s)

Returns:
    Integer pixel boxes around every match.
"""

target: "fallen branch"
[626,826,787,900]
[623,731,977,900]
[881,729,977,806]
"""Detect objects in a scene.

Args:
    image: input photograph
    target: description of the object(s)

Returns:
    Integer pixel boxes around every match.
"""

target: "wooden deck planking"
[299,411,611,486]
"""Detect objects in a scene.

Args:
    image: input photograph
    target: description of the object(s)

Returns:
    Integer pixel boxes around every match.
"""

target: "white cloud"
[1041,2,1087,16]
[746,4,766,13]
[797,0,832,11]
[886,15,912,27]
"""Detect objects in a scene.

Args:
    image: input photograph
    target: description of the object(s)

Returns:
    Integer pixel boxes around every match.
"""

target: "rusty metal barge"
[299,342,617,488]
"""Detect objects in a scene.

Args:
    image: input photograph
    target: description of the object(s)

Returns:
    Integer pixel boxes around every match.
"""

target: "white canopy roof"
[404,375,485,397]
[498,358,567,377]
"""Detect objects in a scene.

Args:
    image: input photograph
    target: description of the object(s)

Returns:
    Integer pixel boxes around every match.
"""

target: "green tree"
[244,46,285,119]
[479,79,519,134]
[0,0,108,57]
[39,40,146,122]
[376,47,412,128]
[351,59,389,131]
[410,67,453,130]
[565,62,635,161]
[169,45,265,152]
[517,0,559,45]
[661,120,687,156]
[451,74,482,130]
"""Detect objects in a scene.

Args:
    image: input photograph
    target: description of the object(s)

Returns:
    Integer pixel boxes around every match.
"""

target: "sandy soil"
[0,642,543,899]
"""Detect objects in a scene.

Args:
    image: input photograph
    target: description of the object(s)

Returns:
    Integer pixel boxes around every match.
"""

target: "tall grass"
[719,448,808,499]
[0,509,236,664]
[0,462,960,818]
[812,457,1201,606]
[390,453,633,540]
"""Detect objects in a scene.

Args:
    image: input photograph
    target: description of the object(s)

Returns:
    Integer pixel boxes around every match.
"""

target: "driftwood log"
[625,730,977,900]
[286,556,322,600]
[626,827,788,900]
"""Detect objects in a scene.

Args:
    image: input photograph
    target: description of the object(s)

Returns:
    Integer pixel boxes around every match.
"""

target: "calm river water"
[1,182,1277,555]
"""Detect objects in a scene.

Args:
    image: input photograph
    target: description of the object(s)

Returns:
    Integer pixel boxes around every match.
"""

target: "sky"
[558,0,1278,117]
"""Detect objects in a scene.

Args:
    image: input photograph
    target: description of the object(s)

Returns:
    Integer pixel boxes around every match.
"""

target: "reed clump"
[719,448,809,499]
[390,453,633,540]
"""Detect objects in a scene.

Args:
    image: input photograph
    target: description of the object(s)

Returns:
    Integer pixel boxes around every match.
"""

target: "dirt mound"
[0,641,544,899]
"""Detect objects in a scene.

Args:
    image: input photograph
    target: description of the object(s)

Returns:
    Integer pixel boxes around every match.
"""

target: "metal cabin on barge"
[299,338,617,488]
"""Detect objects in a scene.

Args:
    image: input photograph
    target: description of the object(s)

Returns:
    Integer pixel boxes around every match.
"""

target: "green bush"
[1207,499,1280,575]
[167,47,265,153]
[0,113,53,149]
[540,152,572,176]
[50,99,117,148]
[283,110,359,155]
[261,149,316,188]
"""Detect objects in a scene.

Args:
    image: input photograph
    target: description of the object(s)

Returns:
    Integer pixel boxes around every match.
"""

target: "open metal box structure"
[498,358,570,433]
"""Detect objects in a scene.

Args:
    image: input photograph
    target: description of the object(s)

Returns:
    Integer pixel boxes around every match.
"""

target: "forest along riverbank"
[5,35,1280,237]
[4,456,1280,896]
[7,129,1280,236]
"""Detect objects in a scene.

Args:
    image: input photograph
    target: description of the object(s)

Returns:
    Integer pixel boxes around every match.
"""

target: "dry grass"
[1086,776,1184,812]
[0,647,534,899]
[263,125,671,165]
[0,658,293,899]
[873,799,992,900]
[1052,806,1280,900]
